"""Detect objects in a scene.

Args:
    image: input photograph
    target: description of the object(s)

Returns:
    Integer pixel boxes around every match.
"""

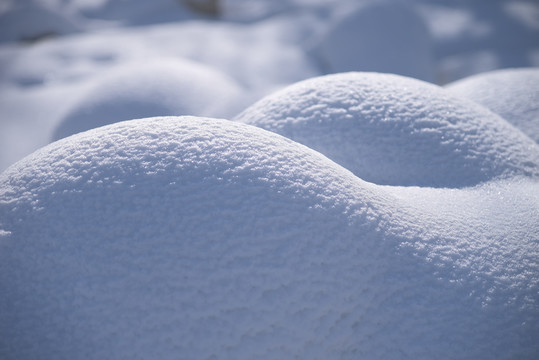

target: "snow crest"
[445,67,539,143]
[235,72,539,187]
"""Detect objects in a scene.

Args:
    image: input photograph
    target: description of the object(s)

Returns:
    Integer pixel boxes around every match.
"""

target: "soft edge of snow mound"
[0,116,537,359]
[234,72,539,188]
[444,67,539,143]
[0,116,391,359]
[51,58,247,141]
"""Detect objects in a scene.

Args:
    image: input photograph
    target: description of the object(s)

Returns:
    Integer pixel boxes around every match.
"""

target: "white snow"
[0,13,318,171]
[1,116,537,359]
[313,1,435,82]
[445,67,539,143]
[52,58,246,140]
[235,72,539,187]
[1,1,539,359]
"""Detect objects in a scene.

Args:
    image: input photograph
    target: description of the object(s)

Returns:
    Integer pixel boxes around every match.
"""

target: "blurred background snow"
[1,0,538,171]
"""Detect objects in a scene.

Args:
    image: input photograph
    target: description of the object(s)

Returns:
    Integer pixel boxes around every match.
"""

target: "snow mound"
[314,1,434,82]
[445,67,539,143]
[0,116,384,359]
[1,116,538,359]
[52,59,245,141]
[235,72,539,187]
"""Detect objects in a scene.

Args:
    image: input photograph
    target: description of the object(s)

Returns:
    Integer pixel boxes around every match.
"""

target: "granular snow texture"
[445,67,539,143]
[0,115,537,359]
[235,72,539,187]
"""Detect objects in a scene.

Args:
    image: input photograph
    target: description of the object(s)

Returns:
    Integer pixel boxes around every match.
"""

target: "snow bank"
[52,58,245,140]
[1,116,537,359]
[445,67,539,142]
[314,1,434,82]
[235,72,539,187]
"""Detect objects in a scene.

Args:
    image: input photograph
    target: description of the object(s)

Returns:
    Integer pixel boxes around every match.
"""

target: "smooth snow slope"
[0,116,537,359]
[52,58,245,140]
[235,72,539,187]
[445,67,539,143]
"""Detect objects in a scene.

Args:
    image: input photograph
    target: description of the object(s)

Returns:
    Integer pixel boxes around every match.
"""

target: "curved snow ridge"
[0,116,395,359]
[235,72,539,188]
[5,116,381,216]
[1,116,538,359]
[52,58,246,141]
[445,67,539,143]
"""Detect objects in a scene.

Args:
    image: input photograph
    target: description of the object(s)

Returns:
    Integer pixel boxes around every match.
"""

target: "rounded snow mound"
[52,58,245,141]
[445,67,539,143]
[315,1,434,81]
[0,116,537,359]
[235,72,539,187]
[1,116,382,359]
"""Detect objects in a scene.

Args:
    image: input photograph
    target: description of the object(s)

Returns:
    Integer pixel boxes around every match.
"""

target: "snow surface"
[1,1,539,359]
[1,116,538,359]
[313,1,435,82]
[1,0,539,172]
[52,58,245,140]
[235,72,539,187]
[445,67,539,143]
[0,1,81,44]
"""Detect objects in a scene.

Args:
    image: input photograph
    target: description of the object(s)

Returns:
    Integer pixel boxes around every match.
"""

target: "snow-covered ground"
[1,0,538,171]
[0,1,538,359]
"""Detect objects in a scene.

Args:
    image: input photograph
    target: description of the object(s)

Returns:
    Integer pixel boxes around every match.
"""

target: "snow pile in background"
[1,0,539,171]
[445,67,539,143]
[52,58,245,140]
[314,1,434,82]
[1,116,538,359]
[417,0,539,83]
[0,8,317,171]
[235,72,538,187]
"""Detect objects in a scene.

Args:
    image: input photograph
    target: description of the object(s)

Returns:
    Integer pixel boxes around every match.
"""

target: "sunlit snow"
[0,1,538,359]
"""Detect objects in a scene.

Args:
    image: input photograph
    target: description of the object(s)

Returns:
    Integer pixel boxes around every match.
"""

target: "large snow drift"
[52,58,245,140]
[235,72,538,187]
[1,116,537,359]
[445,67,539,142]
